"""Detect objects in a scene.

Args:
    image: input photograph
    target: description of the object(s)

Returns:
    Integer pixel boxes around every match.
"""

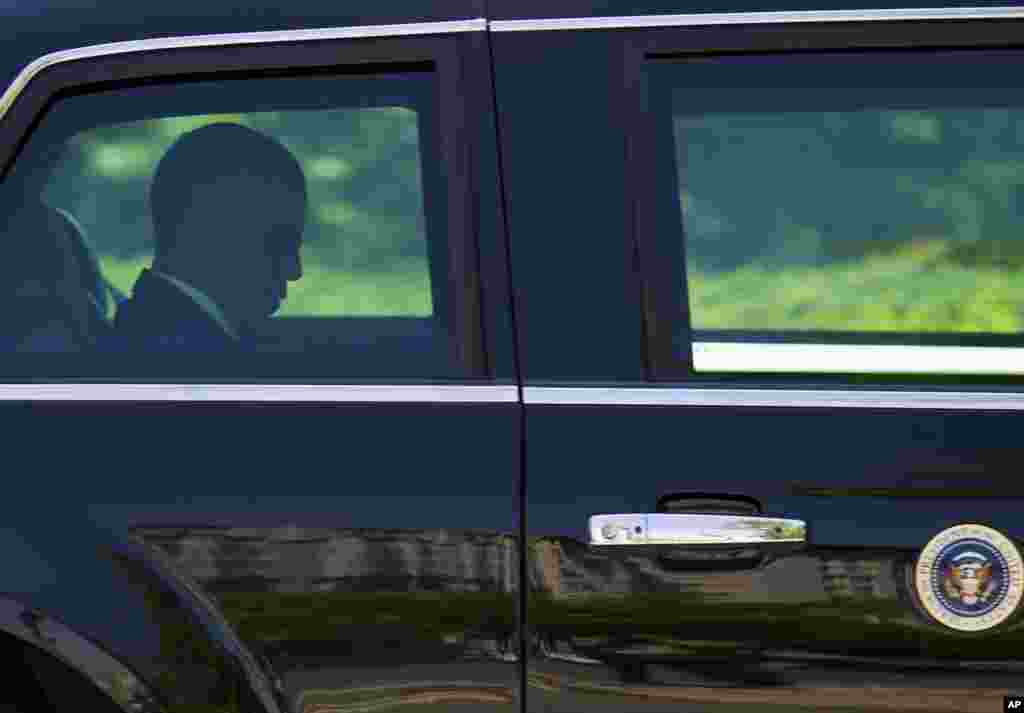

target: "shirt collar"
[151,270,239,341]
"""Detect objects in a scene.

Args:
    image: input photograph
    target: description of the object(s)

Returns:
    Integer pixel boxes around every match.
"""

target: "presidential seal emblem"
[914,524,1024,632]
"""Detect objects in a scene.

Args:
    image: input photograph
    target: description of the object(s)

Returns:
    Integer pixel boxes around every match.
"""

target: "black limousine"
[2,1,1024,711]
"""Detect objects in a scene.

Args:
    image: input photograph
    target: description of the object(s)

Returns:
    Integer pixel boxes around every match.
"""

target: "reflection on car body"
[0,594,164,712]
[4,1,1024,713]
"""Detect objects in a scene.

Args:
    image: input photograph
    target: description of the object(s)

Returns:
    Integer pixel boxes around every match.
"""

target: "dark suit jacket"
[114,269,239,351]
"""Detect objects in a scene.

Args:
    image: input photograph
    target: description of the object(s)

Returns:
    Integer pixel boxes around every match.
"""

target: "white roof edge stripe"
[0,18,487,121]
[0,383,517,403]
[490,7,1024,31]
[523,386,1024,410]
[5,383,1024,407]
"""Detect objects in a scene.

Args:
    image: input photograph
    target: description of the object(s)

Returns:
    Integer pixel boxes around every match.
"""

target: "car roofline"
[489,5,1024,31]
[0,17,487,123]
[4,7,1024,123]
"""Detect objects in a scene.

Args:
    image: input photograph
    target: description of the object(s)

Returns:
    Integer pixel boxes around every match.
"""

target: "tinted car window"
[1,70,480,379]
[651,50,1024,377]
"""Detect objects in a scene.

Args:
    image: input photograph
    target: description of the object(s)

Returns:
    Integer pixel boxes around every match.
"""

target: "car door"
[493,6,1024,712]
[0,15,521,713]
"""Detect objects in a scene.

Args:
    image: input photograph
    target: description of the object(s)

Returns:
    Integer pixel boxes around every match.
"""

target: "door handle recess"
[589,513,806,547]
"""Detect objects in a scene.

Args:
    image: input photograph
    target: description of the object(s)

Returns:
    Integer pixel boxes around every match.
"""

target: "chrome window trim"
[523,386,1024,410]
[490,6,1024,32]
[0,18,487,122]
[0,384,517,403]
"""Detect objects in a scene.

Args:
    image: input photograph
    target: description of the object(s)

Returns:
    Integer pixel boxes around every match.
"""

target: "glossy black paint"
[5,3,1024,712]
[492,29,646,382]
[492,15,1024,713]
[4,402,522,712]
[0,14,521,713]
[520,402,1024,709]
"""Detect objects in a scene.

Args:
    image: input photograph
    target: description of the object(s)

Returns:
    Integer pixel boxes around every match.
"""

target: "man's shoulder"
[114,269,185,325]
[114,270,237,349]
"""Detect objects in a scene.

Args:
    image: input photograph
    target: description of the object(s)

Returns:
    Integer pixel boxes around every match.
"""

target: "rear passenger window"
[0,69,481,379]
[650,51,1024,377]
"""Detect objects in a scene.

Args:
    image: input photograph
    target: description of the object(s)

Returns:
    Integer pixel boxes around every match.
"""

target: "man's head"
[150,123,306,333]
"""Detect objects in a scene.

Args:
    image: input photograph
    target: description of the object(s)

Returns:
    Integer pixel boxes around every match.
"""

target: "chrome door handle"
[589,513,806,546]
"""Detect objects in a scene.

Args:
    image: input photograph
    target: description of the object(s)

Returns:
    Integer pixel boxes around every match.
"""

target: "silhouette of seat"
[51,206,124,323]
[0,198,99,351]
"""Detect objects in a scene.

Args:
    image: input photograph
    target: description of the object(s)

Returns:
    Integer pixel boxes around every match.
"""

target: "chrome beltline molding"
[490,6,1024,31]
[691,341,1024,376]
[523,386,1024,410]
[1,384,1023,407]
[0,383,518,403]
[0,18,487,122]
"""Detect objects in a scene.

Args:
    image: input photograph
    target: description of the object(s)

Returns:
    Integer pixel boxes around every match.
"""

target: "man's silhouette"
[116,123,306,349]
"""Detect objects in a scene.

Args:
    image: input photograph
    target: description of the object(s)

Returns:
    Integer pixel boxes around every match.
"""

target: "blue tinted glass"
[655,51,1024,376]
[0,71,479,379]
